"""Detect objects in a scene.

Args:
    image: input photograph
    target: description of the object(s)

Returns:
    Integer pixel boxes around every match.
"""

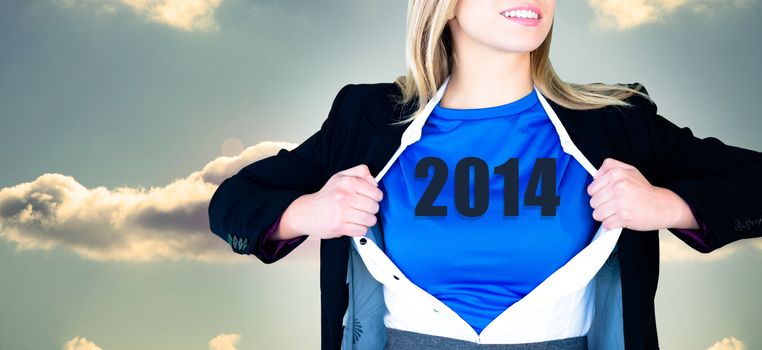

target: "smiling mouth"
[500,8,542,20]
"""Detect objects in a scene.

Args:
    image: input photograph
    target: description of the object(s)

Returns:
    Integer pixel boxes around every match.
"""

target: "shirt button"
[359,237,367,245]
[393,275,399,280]
[433,307,439,312]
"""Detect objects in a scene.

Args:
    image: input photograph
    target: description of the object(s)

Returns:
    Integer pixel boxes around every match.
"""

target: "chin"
[489,40,543,53]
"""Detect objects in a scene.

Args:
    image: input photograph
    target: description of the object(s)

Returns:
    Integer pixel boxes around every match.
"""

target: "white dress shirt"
[346,75,625,347]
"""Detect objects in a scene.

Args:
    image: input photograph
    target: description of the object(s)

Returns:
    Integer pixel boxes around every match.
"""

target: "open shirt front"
[341,76,625,349]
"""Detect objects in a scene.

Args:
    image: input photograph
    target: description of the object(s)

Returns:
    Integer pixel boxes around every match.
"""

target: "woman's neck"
[441,50,534,110]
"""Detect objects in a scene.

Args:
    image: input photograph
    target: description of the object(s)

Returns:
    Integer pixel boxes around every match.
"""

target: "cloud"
[586,0,756,30]
[55,0,224,32]
[62,333,242,350]
[1,138,758,264]
[209,333,241,350]
[0,140,319,263]
[64,336,103,350]
[707,336,747,350]
[659,228,761,263]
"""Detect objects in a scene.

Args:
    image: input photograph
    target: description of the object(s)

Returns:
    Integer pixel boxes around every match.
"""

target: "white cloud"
[64,336,103,350]
[586,0,755,30]
[0,140,319,263]
[62,333,243,349]
[659,228,762,263]
[55,0,224,32]
[2,137,757,264]
[707,336,747,350]
[209,333,241,350]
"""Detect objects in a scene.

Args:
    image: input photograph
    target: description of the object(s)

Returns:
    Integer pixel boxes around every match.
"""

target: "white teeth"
[503,9,539,19]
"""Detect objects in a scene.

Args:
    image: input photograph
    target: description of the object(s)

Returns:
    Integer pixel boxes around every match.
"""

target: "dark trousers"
[385,327,588,350]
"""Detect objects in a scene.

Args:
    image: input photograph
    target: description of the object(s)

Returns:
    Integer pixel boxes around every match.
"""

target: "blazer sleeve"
[634,82,762,253]
[208,83,354,264]
[669,203,713,252]
[256,213,306,262]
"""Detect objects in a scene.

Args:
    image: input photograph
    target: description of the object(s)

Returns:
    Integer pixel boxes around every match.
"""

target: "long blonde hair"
[390,0,652,126]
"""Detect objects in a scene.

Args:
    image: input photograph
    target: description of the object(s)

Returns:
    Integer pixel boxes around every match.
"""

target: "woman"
[208,0,762,349]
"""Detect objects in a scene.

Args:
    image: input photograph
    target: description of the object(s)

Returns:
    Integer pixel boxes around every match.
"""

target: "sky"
[0,0,761,349]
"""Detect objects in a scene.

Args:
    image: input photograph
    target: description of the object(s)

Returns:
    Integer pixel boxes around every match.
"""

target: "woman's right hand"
[280,164,384,240]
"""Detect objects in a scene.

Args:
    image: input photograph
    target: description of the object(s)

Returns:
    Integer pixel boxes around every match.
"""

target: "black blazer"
[208,82,762,350]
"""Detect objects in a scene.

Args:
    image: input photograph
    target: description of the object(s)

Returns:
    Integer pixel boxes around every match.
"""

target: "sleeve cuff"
[668,203,714,253]
[256,214,308,262]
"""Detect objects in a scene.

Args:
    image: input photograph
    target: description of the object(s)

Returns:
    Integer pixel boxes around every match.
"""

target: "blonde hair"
[390,0,652,126]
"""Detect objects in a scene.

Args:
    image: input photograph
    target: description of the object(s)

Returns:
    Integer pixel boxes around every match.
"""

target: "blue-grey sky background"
[1,0,760,349]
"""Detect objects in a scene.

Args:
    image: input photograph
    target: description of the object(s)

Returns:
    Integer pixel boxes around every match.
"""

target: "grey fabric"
[586,244,624,350]
[385,327,588,350]
[342,223,389,349]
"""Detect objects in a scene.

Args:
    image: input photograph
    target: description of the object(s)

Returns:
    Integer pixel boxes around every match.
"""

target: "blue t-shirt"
[378,87,597,335]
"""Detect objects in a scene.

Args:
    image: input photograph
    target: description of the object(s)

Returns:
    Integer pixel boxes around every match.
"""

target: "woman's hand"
[280,164,384,240]
[586,158,699,231]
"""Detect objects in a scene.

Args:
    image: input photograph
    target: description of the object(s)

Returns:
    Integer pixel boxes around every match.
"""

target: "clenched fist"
[586,158,699,231]
[279,164,384,240]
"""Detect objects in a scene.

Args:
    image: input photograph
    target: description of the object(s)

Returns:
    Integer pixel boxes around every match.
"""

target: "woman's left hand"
[586,157,697,231]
